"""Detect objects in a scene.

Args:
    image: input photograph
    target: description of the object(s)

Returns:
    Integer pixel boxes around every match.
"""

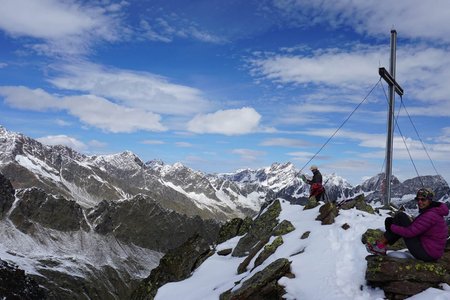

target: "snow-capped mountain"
[1,125,449,299]
[0,126,266,220]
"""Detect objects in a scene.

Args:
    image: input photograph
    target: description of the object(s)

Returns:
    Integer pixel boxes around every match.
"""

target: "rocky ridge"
[1,126,450,299]
[0,173,220,299]
[133,197,450,300]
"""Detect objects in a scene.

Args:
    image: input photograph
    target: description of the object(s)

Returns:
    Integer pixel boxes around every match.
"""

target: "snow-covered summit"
[91,150,144,171]
[153,200,450,300]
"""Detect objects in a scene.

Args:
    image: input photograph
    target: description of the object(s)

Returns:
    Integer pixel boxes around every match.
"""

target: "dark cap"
[415,188,434,201]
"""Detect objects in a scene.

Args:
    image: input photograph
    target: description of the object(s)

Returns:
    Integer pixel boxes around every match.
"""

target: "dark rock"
[9,187,87,233]
[237,237,270,274]
[339,194,374,214]
[232,200,281,257]
[131,234,213,300]
[220,258,291,300]
[365,255,450,299]
[315,202,339,225]
[31,264,138,300]
[87,195,220,252]
[217,248,233,256]
[0,173,15,218]
[0,259,47,299]
[303,196,319,210]
[254,236,284,269]
[300,231,310,239]
[217,217,252,244]
[341,223,350,230]
[272,220,295,236]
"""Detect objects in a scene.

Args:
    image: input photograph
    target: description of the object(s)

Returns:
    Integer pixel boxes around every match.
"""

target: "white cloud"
[49,62,213,116]
[250,46,385,88]
[55,119,71,127]
[271,0,450,44]
[0,86,64,111]
[37,134,86,151]
[141,140,165,145]
[436,127,450,143]
[88,139,107,148]
[175,142,193,147]
[260,138,310,147]
[251,45,450,112]
[0,63,7,68]
[232,148,265,161]
[0,0,126,56]
[138,13,226,44]
[0,86,166,133]
[187,107,262,135]
[62,94,166,133]
[301,127,450,163]
[287,151,317,159]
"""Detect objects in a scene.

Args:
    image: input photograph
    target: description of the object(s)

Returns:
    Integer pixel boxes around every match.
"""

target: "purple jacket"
[391,202,449,260]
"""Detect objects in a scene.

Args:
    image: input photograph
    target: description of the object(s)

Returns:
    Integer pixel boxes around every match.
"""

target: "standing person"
[366,188,449,262]
[302,165,325,202]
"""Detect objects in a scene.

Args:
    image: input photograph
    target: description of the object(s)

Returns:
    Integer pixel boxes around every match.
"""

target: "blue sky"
[1,0,450,185]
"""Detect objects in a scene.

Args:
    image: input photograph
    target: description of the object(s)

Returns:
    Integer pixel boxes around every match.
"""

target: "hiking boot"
[365,241,387,256]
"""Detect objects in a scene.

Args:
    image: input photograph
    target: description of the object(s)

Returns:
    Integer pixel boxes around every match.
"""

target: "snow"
[0,218,162,279]
[155,200,450,300]
[15,154,61,182]
[163,181,218,212]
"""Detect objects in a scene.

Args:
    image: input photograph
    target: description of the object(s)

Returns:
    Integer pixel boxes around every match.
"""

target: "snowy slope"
[155,200,450,300]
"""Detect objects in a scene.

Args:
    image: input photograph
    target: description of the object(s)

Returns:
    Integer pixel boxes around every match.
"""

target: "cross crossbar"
[379,67,404,96]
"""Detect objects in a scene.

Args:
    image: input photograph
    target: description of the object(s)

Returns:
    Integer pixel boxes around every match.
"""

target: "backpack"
[310,183,325,197]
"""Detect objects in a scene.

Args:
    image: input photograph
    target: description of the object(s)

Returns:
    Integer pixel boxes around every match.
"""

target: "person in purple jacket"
[366,188,449,261]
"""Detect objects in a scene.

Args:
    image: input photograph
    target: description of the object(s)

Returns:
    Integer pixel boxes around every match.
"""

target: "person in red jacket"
[302,165,325,201]
[366,188,449,261]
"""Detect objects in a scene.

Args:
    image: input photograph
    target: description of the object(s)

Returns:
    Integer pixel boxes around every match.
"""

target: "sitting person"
[366,188,449,262]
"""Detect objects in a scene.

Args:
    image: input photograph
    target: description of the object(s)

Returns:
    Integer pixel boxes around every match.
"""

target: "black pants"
[384,212,435,262]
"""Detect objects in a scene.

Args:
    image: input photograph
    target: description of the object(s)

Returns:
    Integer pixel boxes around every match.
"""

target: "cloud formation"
[232,148,265,162]
[139,14,225,44]
[271,0,450,44]
[0,86,166,133]
[37,134,86,151]
[260,138,310,147]
[0,0,126,56]
[250,44,450,115]
[49,62,213,116]
[187,107,262,135]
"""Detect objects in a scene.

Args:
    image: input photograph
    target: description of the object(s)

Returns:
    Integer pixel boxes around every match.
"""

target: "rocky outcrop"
[365,255,450,299]
[9,187,89,233]
[232,200,282,257]
[131,234,213,300]
[303,196,319,210]
[220,258,292,300]
[87,195,221,252]
[226,200,294,295]
[216,216,253,244]
[363,228,450,299]
[30,264,139,300]
[0,173,15,218]
[132,199,296,300]
[0,259,47,299]
[315,202,339,225]
[339,193,374,214]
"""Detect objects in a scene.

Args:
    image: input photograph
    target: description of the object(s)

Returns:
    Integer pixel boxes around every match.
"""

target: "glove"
[300,175,306,182]
[385,217,393,231]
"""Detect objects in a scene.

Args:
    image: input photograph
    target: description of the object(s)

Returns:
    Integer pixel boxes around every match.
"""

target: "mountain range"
[0,125,449,298]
